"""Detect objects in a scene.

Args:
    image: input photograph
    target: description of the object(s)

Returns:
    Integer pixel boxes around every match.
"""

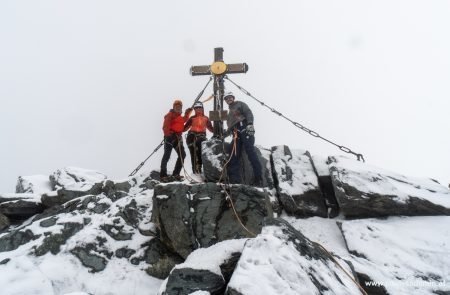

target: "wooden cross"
[190,47,249,136]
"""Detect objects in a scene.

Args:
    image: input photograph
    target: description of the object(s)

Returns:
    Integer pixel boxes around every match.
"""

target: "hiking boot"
[160,176,172,183]
[171,175,184,181]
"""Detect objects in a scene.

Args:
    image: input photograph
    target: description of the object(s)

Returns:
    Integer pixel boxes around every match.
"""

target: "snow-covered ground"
[1,158,449,295]
[0,173,161,295]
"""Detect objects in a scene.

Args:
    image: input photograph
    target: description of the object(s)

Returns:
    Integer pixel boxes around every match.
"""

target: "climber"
[184,101,213,174]
[223,91,263,187]
[160,99,192,182]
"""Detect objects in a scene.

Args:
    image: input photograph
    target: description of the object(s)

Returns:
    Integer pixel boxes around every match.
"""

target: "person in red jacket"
[184,101,213,174]
[160,99,192,181]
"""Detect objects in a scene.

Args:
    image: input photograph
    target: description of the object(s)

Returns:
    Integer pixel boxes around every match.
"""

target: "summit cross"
[190,47,248,136]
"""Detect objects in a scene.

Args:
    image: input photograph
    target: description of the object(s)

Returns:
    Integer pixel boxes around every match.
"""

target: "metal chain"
[224,76,365,162]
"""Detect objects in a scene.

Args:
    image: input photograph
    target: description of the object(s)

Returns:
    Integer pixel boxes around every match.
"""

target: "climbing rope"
[220,183,257,238]
[176,135,202,184]
[217,130,238,184]
[214,131,257,238]
[313,241,368,295]
[224,76,365,162]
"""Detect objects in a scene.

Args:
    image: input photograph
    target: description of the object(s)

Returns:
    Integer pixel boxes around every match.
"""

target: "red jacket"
[163,109,191,136]
[184,115,213,133]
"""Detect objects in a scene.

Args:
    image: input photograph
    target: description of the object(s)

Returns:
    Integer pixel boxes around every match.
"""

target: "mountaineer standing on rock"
[223,91,263,186]
[160,99,192,182]
[183,101,213,174]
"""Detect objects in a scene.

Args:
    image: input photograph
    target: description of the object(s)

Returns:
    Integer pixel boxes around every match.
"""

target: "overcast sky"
[1,0,449,192]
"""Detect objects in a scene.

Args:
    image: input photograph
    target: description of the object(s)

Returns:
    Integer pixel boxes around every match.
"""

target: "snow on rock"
[283,215,350,257]
[15,175,53,194]
[37,167,110,208]
[271,145,327,217]
[50,167,107,191]
[329,156,450,218]
[338,216,450,295]
[255,146,275,189]
[202,138,228,183]
[226,218,363,295]
[311,154,340,217]
[311,154,331,177]
[159,239,247,295]
[0,193,41,203]
[0,173,176,295]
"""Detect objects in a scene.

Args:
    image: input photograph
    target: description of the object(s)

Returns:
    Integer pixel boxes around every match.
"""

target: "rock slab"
[329,156,450,218]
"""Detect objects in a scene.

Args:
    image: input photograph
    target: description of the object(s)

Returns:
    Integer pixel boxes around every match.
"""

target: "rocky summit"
[0,141,449,295]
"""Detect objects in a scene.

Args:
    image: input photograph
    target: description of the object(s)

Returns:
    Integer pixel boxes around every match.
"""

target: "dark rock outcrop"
[41,183,104,208]
[164,268,225,295]
[311,154,340,217]
[130,238,183,279]
[152,182,272,258]
[39,216,58,228]
[0,213,10,231]
[34,222,84,256]
[329,156,450,218]
[271,146,327,217]
[101,179,132,202]
[100,223,133,241]
[0,229,39,253]
[71,245,108,273]
[0,200,45,219]
[160,239,246,295]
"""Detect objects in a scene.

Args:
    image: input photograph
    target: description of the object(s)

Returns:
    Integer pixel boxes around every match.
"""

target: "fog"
[1,0,449,192]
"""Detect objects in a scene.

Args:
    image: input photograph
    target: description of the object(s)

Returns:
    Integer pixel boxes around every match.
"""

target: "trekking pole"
[128,139,165,177]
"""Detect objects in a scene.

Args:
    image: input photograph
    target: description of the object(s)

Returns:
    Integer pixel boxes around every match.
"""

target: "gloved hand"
[185,108,193,115]
[245,124,255,136]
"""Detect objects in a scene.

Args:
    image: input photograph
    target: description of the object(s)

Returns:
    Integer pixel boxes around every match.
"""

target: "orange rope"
[220,183,256,238]
[313,242,368,295]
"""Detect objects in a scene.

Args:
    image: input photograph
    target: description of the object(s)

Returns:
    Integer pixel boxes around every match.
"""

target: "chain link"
[224,76,365,162]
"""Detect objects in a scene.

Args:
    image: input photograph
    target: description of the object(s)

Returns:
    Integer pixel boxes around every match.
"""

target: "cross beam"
[190,47,248,136]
